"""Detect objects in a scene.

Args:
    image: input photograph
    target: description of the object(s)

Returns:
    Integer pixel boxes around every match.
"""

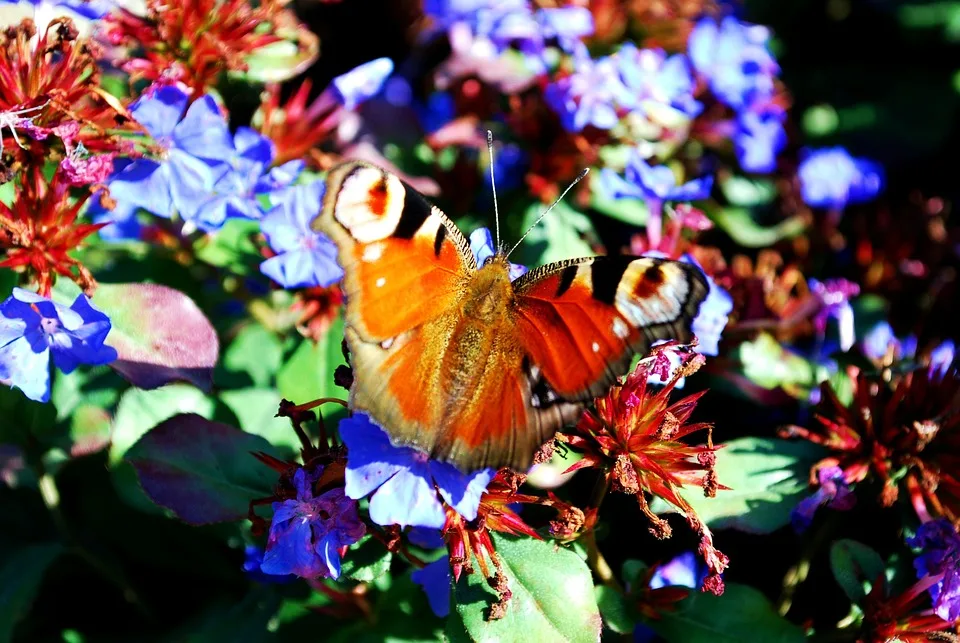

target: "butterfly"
[313,159,709,472]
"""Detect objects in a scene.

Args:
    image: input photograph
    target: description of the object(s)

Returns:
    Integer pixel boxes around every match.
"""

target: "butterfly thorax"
[462,254,515,322]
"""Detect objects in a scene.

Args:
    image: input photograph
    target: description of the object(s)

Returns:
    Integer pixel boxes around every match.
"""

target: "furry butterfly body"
[314,161,709,472]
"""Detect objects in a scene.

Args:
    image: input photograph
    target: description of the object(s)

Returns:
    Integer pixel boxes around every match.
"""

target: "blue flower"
[809,278,859,351]
[242,545,294,584]
[615,44,702,119]
[798,147,884,209]
[544,46,634,132]
[191,128,303,231]
[908,518,960,622]
[0,288,117,403]
[600,151,713,204]
[106,86,233,226]
[468,227,527,281]
[260,467,366,579]
[332,57,395,111]
[649,551,706,589]
[685,256,732,357]
[688,16,779,111]
[412,557,453,618]
[536,6,594,53]
[734,104,786,173]
[791,465,856,532]
[862,321,899,361]
[340,413,494,529]
[930,340,955,376]
[259,181,343,289]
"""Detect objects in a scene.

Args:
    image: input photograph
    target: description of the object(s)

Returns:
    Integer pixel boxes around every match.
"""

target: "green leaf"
[278,316,347,404]
[169,585,282,643]
[222,323,283,388]
[109,384,215,464]
[339,535,393,583]
[0,387,57,448]
[596,585,635,634]
[240,25,319,83]
[515,201,596,267]
[830,540,886,603]
[712,207,806,247]
[648,583,805,643]
[125,413,283,524]
[220,388,299,453]
[194,219,264,276]
[0,543,63,643]
[720,176,777,207]
[737,332,816,396]
[651,437,827,534]
[453,534,601,643]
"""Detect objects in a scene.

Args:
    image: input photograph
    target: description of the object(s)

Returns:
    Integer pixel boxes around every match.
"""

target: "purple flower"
[332,57,395,111]
[930,340,955,376]
[688,16,779,111]
[734,104,787,173]
[0,288,117,403]
[260,467,365,579]
[809,278,860,351]
[791,465,856,532]
[469,227,527,281]
[536,6,594,53]
[259,181,343,289]
[615,44,702,119]
[190,128,303,231]
[545,46,634,132]
[798,147,884,209]
[340,413,494,529]
[106,86,233,225]
[862,321,899,360]
[412,557,453,618]
[685,256,732,356]
[650,551,707,589]
[908,518,960,622]
[598,151,712,246]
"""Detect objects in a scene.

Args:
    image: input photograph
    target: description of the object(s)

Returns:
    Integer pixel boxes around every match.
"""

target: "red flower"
[780,365,960,525]
[561,346,730,595]
[100,0,307,96]
[0,165,105,295]
[859,573,957,642]
[254,80,343,168]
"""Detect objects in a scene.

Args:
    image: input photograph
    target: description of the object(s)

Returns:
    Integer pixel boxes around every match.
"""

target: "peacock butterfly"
[313,154,709,472]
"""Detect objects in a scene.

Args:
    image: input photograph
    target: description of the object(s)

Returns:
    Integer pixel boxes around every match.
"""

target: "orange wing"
[312,161,475,342]
[514,256,709,401]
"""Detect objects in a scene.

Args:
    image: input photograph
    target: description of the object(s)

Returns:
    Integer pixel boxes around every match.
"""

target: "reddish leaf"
[93,283,219,391]
[126,413,281,525]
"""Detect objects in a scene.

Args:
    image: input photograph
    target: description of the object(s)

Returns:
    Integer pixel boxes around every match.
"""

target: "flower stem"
[583,528,623,593]
[776,514,838,616]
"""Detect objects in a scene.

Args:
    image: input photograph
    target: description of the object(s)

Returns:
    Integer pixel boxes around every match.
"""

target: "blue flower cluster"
[798,147,885,210]
[0,289,117,402]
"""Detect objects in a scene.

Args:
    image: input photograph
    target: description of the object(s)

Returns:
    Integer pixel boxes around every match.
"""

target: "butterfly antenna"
[487,130,501,249]
[505,168,589,258]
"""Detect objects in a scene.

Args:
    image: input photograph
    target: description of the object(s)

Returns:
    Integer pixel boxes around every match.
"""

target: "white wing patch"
[334,167,406,243]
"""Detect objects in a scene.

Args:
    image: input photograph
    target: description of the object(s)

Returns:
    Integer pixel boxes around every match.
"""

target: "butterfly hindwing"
[514,256,709,401]
[313,161,475,342]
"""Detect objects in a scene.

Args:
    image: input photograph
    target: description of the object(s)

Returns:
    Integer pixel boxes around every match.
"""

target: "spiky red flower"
[292,284,344,342]
[100,0,310,96]
[561,346,730,595]
[0,18,132,164]
[0,165,105,295]
[780,365,960,525]
[859,573,957,643]
[254,80,343,168]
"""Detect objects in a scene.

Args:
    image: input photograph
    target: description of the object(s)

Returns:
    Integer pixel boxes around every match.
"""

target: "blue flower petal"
[412,558,453,618]
[431,461,493,522]
[368,465,447,529]
[130,86,188,141]
[341,414,412,499]
[333,57,395,110]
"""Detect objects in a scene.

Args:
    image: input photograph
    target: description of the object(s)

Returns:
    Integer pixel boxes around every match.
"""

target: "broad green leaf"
[648,583,805,643]
[222,323,284,388]
[651,437,827,534]
[169,585,282,643]
[278,316,347,404]
[830,540,886,603]
[194,219,264,276]
[712,207,806,247]
[738,332,816,397]
[596,585,635,634]
[68,405,112,456]
[453,534,601,643]
[240,25,319,83]
[93,283,220,392]
[0,387,57,447]
[0,543,63,643]
[339,535,393,583]
[516,201,596,267]
[220,388,299,453]
[720,176,777,207]
[125,413,283,525]
[110,384,215,464]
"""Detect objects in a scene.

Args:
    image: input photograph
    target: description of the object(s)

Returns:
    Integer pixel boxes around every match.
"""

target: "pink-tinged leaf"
[92,284,219,392]
[126,413,282,525]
